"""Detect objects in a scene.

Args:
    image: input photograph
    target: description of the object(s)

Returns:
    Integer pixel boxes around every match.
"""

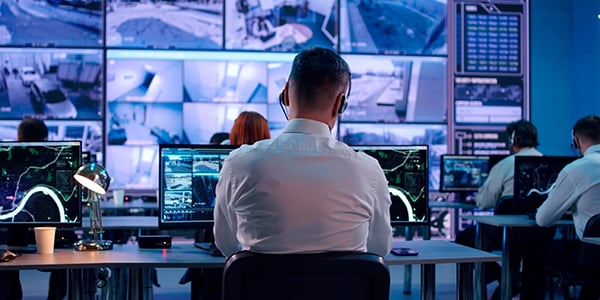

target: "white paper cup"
[34,227,56,254]
[113,189,125,206]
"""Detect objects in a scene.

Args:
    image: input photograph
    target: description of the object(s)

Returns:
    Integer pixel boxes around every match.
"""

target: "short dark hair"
[288,47,350,107]
[209,132,230,145]
[573,115,600,144]
[506,120,538,148]
[17,118,48,142]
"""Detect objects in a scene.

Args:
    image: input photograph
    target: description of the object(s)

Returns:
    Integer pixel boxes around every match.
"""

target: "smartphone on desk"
[391,247,419,256]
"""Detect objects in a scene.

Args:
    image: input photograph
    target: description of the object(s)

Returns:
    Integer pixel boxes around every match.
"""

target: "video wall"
[0,0,528,192]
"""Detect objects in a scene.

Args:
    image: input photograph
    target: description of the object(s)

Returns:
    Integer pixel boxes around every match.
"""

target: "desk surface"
[429,201,478,209]
[462,214,573,227]
[0,240,499,271]
[81,216,158,230]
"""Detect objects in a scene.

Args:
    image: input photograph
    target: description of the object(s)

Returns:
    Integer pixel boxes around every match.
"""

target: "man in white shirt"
[455,119,542,299]
[522,115,600,299]
[214,47,393,258]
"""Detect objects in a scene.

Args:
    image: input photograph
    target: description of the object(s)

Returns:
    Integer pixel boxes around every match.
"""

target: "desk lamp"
[73,163,113,251]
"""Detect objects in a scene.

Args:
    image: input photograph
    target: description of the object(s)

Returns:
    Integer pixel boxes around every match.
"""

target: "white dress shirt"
[536,144,600,239]
[213,118,393,257]
[475,147,543,209]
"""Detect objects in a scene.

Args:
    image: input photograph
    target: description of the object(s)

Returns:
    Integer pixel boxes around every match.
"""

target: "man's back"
[214,119,392,257]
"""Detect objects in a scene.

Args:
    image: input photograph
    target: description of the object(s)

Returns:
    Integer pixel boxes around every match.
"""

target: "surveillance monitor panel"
[352,145,429,225]
[0,141,82,227]
[158,144,238,230]
[440,155,491,192]
[513,156,576,214]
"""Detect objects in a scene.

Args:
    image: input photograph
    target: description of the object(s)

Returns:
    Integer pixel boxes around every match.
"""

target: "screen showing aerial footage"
[225,0,337,52]
[339,123,446,191]
[107,102,184,145]
[106,0,223,49]
[0,0,102,47]
[454,76,523,124]
[440,155,490,192]
[0,48,103,120]
[340,0,446,55]
[159,145,237,228]
[513,156,576,212]
[105,145,158,190]
[340,55,447,123]
[0,141,81,226]
[353,145,429,224]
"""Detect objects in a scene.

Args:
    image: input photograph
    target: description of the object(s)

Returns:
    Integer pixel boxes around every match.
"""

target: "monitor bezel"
[157,143,239,230]
[0,140,82,228]
[439,154,492,193]
[352,144,430,226]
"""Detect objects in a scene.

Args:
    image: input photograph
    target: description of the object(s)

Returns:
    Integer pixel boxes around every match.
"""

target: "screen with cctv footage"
[353,145,429,225]
[440,154,490,192]
[158,144,238,229]
[339,123,446,191]
[339,55,447,124]
[0,48,103,120]
[340,0,447,55]
[0,0,102,48]
[513,156,576,212]
[0,141,81,227]
[225,0,338,52]
[106,0,223,49]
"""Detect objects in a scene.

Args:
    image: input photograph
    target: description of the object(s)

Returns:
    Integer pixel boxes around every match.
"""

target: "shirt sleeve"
[366,170,393,257]
[213,160,242,257]
[536,167,577,227]
[475,161,505,209]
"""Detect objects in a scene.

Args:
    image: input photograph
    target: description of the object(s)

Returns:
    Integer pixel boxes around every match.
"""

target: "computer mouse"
[0,250,18,262]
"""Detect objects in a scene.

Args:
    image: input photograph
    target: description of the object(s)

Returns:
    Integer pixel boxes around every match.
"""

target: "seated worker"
[455,119,542,298]
[0,118,71,300]
[251,16,276,42]
[214,47,393,258]
[524,115,600,300]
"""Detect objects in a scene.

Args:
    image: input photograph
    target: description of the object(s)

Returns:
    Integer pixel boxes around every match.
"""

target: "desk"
[0,240,498,300]
[81,216,158,230]
[463,214,573,300]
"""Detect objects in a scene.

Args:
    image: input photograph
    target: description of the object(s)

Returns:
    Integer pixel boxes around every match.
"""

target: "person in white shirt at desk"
[527,115,600,299]
[214,47,393,258]
[455,119,542,299]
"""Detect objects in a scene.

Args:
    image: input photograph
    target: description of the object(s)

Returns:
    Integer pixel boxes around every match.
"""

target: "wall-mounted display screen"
[225,0,337,52]
[106,0,223,49]
[453,127,510,155]
[340,55,447,123]
[0,0,102,48]
[340,0,447,55]
[0,48,103,120]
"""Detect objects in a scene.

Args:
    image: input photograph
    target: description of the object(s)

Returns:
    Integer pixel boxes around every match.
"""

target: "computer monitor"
[352,145,429,225]
[440,155,492,193]
[158,144,238,230]
[513,156,577,213]
[0,141,82,227]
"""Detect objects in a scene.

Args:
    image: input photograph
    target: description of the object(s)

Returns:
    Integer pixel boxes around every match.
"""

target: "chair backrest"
[494,195,516,215]
[579,213,600,269]
[222,251,390,300]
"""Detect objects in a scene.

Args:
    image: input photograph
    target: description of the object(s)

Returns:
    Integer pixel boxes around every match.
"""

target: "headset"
[279,74,352,119]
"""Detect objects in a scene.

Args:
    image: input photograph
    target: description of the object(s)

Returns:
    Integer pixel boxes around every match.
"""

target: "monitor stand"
[192,229,223,257]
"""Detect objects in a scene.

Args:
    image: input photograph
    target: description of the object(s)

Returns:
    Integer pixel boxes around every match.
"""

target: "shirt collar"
[584,144,600,156]
[282,118,332,137]
[516,147,541,155]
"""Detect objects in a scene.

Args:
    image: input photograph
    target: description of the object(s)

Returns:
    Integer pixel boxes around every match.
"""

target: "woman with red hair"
[229,111,270,145]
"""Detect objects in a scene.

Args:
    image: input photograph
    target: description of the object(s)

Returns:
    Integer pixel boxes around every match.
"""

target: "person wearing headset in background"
[455,119,542,299]
[521,115,600,300]
[213,47,392,258]
[0,118,69,300]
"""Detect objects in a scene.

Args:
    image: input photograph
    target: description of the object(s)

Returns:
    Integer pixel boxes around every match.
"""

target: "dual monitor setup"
[440,154,576,211]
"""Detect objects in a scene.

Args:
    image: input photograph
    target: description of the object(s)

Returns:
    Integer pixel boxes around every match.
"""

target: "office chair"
[222,251,390,300]
[547,214,600,300]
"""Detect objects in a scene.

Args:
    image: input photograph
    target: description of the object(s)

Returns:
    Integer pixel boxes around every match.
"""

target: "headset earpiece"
[279,92,285,106]
[339,95,347,114]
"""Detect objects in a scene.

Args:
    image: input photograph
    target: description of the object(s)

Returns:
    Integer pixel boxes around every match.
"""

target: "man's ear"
[332,92,345,117]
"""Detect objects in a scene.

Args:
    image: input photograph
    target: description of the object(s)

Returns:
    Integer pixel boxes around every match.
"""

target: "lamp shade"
[73,163,111,195]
